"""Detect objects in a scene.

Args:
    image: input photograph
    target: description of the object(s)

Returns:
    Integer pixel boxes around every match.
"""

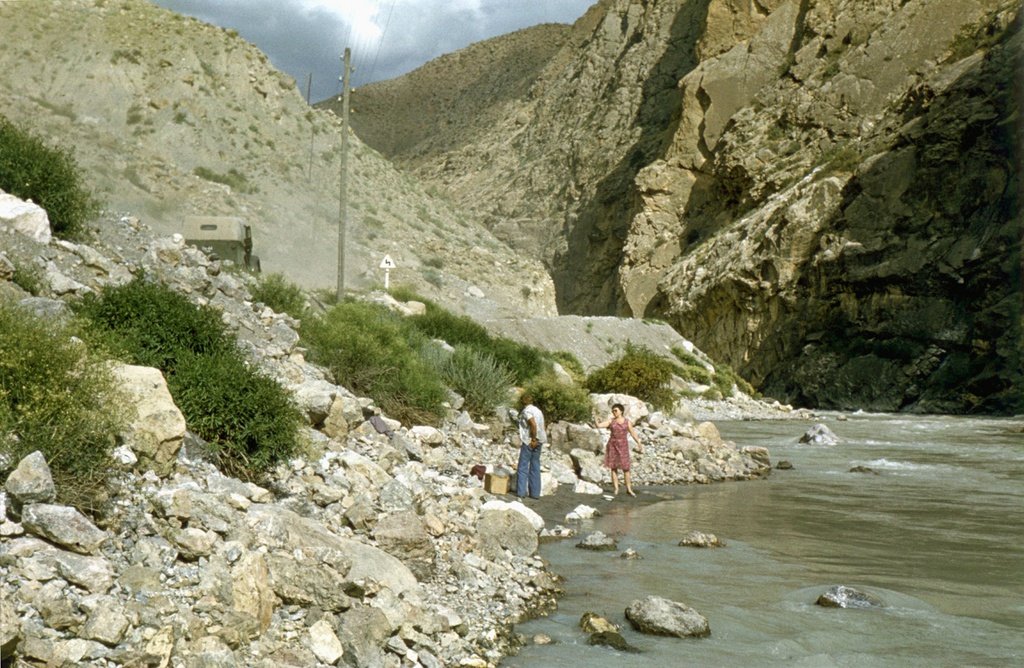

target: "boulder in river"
[798,424,842,445]
[575,531,617,551]
[677,530,725,548]
[816,585,886,609]
[625,595,710,638]
[587,630,641,653]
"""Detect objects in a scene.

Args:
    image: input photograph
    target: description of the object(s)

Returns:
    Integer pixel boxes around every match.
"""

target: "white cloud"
[150,0,593,102]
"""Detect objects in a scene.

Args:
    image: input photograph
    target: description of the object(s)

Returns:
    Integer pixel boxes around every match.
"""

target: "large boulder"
[625,595,710,638]
[20,503,107,554]
[476,507,538,559]
[113,364,186,476]
[0,192,50,243]
[799,423,842,445]
[245,505,419,597]
[373,512,436,581]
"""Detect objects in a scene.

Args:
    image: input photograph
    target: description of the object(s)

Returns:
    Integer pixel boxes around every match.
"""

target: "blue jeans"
[516,442,542,498]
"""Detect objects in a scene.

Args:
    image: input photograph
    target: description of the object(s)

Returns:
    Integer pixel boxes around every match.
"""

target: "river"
[503,414,1024,667]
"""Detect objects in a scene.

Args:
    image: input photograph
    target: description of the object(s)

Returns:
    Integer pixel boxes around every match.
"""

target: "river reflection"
[505,414,1024,667]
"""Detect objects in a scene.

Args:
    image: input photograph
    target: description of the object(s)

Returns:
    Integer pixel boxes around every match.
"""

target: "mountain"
[342,0,1023,414]
[0,0,557,320]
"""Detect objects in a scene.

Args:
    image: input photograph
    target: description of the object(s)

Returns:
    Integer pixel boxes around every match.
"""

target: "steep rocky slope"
[1,203,778,666]
[343,0,1023,414]
[0,0,557,319]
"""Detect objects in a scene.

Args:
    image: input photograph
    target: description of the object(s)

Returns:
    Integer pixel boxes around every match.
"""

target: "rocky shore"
[2,201,798,667]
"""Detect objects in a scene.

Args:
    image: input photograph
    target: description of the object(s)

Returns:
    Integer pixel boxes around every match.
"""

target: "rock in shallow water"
[816,585,886,609]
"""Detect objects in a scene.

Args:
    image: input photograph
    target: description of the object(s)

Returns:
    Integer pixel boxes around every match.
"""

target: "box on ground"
[484,473,509,494]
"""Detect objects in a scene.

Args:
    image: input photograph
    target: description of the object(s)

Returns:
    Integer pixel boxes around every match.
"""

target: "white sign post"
[380,254,396,290]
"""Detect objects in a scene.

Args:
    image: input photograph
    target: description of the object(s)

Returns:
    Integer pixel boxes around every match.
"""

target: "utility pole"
[336,48,352,299]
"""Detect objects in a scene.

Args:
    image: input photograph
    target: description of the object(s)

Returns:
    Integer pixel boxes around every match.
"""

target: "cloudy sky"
[149,0,594,103]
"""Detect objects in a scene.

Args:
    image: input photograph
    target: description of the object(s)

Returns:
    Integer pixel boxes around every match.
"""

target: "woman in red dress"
[594,403,644,497]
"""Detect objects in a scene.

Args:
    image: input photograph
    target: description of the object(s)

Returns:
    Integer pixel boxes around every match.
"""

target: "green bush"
[0,304,128,511]
[671,346,755,397]
[169,351,300,479]
[76,278,301,480]
[302,301,448,425]
[524,373,593,424]
[670,346,713,385]
[11,262,44,296]
[441,346,514,416]
[711,360,756,397]
[0,114,100,239]
[549,351,586,383]
[409,304,544,383]
[76,278,235,370]
[251,272,307,320]
[586,343,678,410]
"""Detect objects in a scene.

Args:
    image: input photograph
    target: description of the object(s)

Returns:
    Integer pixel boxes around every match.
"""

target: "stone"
[476,507,538,559]
[20,503,107,554]
[169,527,219,560]
[587,630,640,652]
[17,297,74,324]
[564,504,599,522]
[816,585,886,609]
[580,611,619,634]
[80,599,131,646]
[409,426,444,445]
[334,605,392,668]
[187,636,237,667]
[799,423,842,445]
[373,512,436,581]
[113,364,187,475]
[0,193,50,243]
[481,499,544,531]
[308,619,344,664]
[677,530,726,548]
[231,552,275,633]
[575,531,617,551]
[265,552,352,612]
[245,505,418,597]
[569,449,606,485]
[4,450,55,506]
[625,595,710,638]
[39,546,114,593]
[0,596,19,659]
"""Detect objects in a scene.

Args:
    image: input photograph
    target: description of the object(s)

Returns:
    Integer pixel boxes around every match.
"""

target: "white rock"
[0,193,51,243]
[573,480,604,495]
[480,500,544,532]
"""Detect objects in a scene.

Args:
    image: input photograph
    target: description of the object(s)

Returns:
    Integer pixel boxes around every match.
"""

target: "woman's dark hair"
[612,403,625,413]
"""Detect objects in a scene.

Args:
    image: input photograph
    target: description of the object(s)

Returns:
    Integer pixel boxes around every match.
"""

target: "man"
[515,393,546,499]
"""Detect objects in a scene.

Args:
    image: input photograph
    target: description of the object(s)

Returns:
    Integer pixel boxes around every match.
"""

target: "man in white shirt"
[515,393,546,499]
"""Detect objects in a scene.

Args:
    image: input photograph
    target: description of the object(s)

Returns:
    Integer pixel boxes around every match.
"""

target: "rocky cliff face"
[349,0,1023,414]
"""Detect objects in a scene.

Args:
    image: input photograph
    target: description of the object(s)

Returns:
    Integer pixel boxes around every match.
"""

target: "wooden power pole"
[336,48,352,299]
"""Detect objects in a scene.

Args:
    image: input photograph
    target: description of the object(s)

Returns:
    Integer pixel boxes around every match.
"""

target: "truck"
[182,216,261,272]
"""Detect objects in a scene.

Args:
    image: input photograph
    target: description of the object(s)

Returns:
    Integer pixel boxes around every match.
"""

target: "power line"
[366,0,398,85]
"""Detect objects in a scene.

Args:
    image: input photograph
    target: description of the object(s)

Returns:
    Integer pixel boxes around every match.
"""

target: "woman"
[594,403,643,497]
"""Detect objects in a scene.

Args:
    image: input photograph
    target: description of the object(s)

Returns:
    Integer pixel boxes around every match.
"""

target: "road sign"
[380,254,396,289]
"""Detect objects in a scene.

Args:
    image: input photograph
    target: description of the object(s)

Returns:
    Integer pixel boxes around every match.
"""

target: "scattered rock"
[625,595,710,638]
[799,424,842,445]
[677,530,726,548]
[816,585,886,609]
[575,531,618,551]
